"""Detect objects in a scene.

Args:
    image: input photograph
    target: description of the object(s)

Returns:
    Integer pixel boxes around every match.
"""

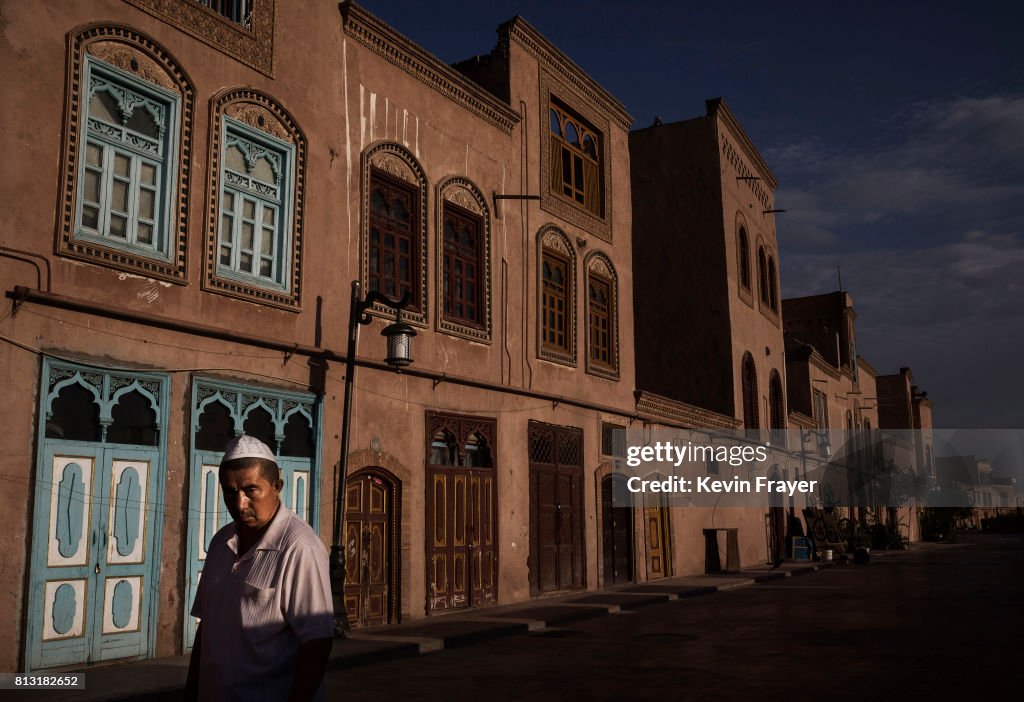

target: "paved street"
[326,535,1024,701]
[6,535,1021,701]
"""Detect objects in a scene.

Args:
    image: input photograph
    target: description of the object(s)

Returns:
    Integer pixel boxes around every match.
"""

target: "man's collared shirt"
[191,504,333,701]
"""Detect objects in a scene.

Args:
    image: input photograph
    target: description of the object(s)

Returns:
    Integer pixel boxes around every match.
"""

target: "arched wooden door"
[344,469,400,628]
[601,474,633,585]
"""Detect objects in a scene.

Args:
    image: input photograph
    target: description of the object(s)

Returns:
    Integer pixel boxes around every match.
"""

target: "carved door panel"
[343,473,390,628]
[602,475,633,585]
[427,467,496,611]
[644,492,672,580]
[468,472,496,607]
[28,444,159,670]
[425,413,497,613]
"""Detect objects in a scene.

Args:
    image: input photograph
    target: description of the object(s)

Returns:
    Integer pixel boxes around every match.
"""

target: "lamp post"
[798,426,832,505]
[331,280,415,636]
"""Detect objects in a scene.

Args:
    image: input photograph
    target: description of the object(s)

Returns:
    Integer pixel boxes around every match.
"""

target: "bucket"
[823,549,833,562]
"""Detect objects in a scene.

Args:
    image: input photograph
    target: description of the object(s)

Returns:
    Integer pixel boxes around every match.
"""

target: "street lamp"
[331,280,415,636]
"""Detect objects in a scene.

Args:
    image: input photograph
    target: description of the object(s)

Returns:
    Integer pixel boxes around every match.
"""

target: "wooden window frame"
[548,101,603,217]
[537,227,577,366]
[585,251,619,380]
[436,177,492,342]
[368,169,421,314]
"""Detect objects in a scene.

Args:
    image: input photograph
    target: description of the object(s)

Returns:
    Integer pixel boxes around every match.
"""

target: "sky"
[359,1,1024,442]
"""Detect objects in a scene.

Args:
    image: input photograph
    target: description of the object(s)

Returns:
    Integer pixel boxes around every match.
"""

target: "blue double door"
[27,441,162,670]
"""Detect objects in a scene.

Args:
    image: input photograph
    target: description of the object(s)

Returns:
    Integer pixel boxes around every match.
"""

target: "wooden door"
[28,444,160,670]
[425,413,497,612]
[601,475,633,585]
[644,491,672,579]
[343,472,391,627]
[528,422,584,595]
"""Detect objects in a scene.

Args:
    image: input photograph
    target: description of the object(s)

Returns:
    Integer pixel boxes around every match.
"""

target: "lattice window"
[217,120,291,288]
[426,413,496,468]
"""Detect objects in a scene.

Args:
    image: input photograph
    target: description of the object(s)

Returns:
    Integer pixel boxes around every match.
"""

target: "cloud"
[781,230,1024,427]
[768,95,1024,249]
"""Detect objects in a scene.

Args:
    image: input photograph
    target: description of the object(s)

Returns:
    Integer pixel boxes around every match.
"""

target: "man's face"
[220,464,282,531]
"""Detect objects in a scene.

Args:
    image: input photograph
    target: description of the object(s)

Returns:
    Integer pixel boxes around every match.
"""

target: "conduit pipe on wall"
[4,285,637,420]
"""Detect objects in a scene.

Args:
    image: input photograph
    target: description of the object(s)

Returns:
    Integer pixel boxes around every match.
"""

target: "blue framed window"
[76,56,179,260]
[217,119,293,289]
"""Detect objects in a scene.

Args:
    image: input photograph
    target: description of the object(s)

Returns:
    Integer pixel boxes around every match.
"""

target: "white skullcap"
[222,434,276,464]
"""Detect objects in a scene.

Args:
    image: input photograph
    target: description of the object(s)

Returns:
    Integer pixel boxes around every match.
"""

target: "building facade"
[0,0,638,671]
[629,100,791,571]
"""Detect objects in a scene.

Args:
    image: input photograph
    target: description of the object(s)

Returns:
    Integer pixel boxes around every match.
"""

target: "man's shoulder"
[276,509,327,554]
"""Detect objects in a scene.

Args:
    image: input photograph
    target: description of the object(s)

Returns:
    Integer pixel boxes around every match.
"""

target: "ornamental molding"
[86,42,176,91]
[502,17,632,131]
[707,98,777,189]
[635,391,742,431]
[340,2,519,135]
[586,250,613,280]
[225,103,291,142]
[442,183,483,215]
[57,24,194,283]
[369,152,417,185]
[122,0,276,77]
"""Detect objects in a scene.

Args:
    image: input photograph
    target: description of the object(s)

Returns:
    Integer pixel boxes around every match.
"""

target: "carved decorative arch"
[584,251,619,379]
[436,176,492,342]
[204,88,307,310]
[362,142,429,326]
[57,24,195,282]
[537,225,577,366]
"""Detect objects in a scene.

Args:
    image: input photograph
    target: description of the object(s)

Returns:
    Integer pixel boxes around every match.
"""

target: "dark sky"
[359,0,1024,433]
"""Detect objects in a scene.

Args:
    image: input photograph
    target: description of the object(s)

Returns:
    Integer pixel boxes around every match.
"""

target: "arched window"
[538,227,576,365]
[46,383,101,442]
[363,143,428,323]
[738,226,751,293]
[767,255,778,312]
[59,26,194,282]
[769,370,785,446]
[438,177,491,341]
[586,252,619,378]
[207,89,306,309]
[757,246,768,305]
[108,390,158,446]
[742,353,759,430]
[195,401,235,452]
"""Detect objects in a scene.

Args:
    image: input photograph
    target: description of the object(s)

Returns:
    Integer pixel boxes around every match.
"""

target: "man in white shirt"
[186,435,334,702]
